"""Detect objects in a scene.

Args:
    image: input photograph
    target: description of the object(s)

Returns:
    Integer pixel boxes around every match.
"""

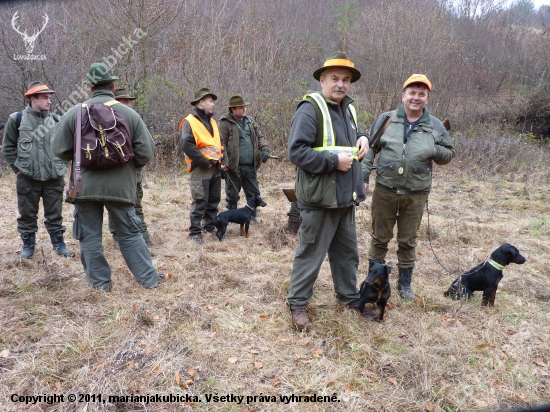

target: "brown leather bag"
[65,103,83,203]
[79,101,134,169]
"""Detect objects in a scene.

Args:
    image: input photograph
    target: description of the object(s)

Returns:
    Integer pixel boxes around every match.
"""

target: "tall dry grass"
[0,136,549,411]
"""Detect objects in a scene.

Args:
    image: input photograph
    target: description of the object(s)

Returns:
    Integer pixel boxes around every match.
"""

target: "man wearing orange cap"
[1,81,75,259]
[362,74,455,300]
[286,51,371,330]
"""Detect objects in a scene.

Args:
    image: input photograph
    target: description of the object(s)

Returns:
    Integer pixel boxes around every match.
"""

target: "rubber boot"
[21,233,36,259]
[397,267,415,300]
[288,216,301,234]
[50,232,76,258]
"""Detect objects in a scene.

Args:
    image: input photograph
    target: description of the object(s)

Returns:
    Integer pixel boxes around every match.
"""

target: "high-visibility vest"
[304,92,359,161]
[183,114,223,171]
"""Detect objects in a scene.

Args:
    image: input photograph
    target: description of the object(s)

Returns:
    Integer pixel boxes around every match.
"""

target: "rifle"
[65,104,83,202]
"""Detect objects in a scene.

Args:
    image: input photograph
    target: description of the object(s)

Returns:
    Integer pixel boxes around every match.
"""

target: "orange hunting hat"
[402,74,432,91]
[25,81,55,97]
[312,51,361,83]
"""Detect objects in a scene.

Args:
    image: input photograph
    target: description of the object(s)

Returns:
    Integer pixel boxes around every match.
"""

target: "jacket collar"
[221,111,249,124]
[91,90,115,99]
[26,104,50,118]
[396,103,431,123]
[193,106,213,122]
[323,94,355,111]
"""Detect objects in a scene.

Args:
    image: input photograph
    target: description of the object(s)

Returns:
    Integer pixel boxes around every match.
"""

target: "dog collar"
[246,204,256,212]
[487,258,505,271]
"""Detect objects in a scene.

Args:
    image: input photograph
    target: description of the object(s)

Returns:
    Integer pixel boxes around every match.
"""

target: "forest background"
[1,0,550,167]
[1,1,550,412]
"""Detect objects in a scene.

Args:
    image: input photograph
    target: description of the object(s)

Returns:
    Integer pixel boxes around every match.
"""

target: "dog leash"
[425,196,456,277]
[364,283,388,304]
[225,172,239,192]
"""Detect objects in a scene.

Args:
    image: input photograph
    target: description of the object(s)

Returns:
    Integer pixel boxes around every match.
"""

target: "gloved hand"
[261,150,270,163]
[221,170,227,179]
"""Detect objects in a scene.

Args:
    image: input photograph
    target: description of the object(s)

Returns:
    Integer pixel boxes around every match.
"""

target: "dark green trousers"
[109,181,151,243]
[73,201,159,291]
[288,201,300,218]
[225,164,260,215]
[16,174,65,235]
[369,185,428,269]
[287,207,361,308]
[189,166,221,236]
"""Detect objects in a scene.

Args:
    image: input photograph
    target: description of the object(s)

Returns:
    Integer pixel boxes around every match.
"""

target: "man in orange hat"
[2,81,75,259]
[362,74,455,300]
[286,51,371,330]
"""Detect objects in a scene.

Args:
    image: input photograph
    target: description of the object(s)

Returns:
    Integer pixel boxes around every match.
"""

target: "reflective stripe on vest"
[184,114,223,171]
[304,92,359,161]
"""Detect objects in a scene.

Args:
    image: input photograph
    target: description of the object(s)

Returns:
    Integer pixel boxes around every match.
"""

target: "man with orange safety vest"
[180,88,227,245]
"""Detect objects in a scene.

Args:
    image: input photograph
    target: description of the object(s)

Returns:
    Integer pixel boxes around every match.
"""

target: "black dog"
[357,261,392,322]
[215,195,267,241]
[444,243,526,306]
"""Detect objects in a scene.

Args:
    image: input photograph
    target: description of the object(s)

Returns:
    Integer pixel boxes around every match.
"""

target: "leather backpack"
[79,101,134,169]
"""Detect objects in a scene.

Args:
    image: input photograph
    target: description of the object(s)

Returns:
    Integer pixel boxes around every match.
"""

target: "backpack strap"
[81,100,120,108]
[15,111,23,130]
[370,111,394,154]
[13,111,59,139]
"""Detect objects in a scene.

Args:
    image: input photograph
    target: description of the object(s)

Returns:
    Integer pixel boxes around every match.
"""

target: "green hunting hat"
[227,94,249,108]
[25,81,55,97]
[191,87,217,106]
[83,62,119,86]
[114,88,136,100]
[312,51,361,83]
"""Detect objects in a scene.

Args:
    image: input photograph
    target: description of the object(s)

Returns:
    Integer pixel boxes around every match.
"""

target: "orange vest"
[182,114,223,172]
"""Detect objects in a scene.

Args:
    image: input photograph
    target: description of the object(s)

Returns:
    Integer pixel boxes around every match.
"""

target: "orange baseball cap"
[402,74,432,91]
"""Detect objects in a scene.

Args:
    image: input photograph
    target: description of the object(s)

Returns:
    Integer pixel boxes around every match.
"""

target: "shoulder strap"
[81,100,119,108]
[371,111,394,153]
[74,104,83,197]
[15,111,22,130]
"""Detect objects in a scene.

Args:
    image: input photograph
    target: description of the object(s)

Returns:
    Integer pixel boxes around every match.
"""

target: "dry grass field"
[0,137,549,412]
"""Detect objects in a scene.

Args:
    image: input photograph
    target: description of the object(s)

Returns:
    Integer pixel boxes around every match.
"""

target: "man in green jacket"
[218,95,270,222]
[1,81,75,259]
[108,87,154,247]
[362,74,455,300]
[287,52,371,330]
[51,63,164,292]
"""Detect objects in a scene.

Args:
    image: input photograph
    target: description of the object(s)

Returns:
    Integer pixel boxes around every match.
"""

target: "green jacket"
[218,112,268,175]
[51,90,155,204]
[362,104,455,194]
[289,94,366,209]
[1,105,67,180]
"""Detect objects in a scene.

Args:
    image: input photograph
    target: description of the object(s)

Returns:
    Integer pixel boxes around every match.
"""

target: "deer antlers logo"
[11,11,49,54]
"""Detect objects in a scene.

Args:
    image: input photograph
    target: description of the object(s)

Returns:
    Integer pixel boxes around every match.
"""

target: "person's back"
[51,62,163,292]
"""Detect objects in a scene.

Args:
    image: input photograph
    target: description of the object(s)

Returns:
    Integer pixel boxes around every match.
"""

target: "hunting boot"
[397,267,415,300]
[288,216,301,234]
[20,233,36,259]
[290,307,309,331]
[50,232,76,258]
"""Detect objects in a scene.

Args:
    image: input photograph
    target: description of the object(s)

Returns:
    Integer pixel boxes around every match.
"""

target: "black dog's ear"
[386,266,392,275]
